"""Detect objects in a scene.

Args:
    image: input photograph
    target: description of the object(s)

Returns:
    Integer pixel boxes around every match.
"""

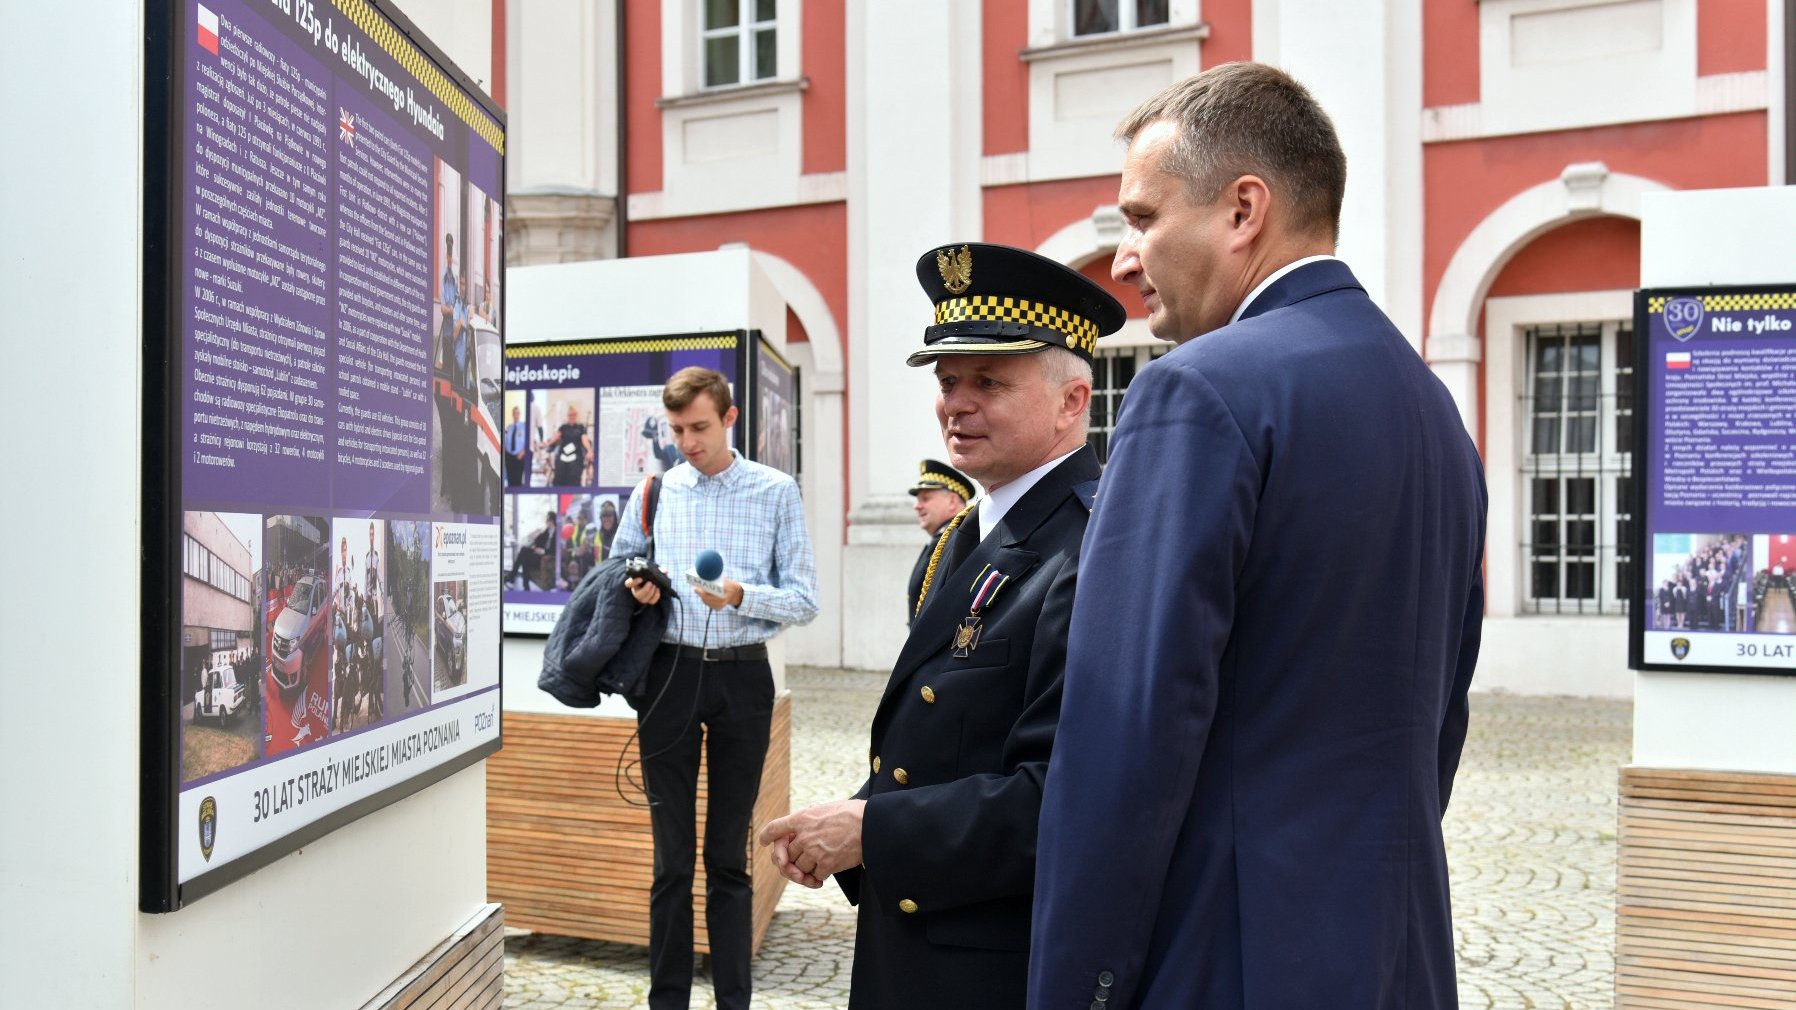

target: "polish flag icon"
[1666,351,1692,370]
[198,4,220,55]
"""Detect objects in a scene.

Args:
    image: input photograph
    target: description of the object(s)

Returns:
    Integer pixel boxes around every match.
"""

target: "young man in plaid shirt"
[612,366,818,1010]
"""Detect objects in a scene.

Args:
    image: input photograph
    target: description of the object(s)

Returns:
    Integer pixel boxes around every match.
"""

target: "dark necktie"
[943,503,980,578]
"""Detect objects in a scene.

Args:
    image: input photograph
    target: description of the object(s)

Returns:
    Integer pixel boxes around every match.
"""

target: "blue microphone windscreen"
[695,549,724,581]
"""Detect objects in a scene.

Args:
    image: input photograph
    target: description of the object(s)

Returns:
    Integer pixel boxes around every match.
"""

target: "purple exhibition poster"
[1635,286,1796,673]
[500,335,746,634]
[150,0,504,904]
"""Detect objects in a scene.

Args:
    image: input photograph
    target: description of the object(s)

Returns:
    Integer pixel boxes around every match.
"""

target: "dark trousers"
[635,652,774,1010]
[505,452,527,487]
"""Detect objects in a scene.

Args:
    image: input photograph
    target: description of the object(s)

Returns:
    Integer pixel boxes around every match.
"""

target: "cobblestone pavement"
[503,670,1631,1009]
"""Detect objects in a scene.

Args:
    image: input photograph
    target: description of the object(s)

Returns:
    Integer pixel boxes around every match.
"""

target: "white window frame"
[699,0,779,90]
[1089,330,1168,462]
[1068,0,1172,38]
[1485,290,1635,620]
[646,0,806,218]
[1519,319,1634,616]
[1007,1,1203,184]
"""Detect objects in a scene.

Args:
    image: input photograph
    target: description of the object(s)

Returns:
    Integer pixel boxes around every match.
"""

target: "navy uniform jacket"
[1029,260,1487,1010]
[906,538,932,626]
[839,444,1099,1010]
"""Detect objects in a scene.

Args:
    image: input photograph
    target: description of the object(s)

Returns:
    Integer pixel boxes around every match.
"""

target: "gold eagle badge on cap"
[937,245,973,295]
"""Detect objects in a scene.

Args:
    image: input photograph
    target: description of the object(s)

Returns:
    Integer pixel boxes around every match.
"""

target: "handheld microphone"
[685,549,726,597]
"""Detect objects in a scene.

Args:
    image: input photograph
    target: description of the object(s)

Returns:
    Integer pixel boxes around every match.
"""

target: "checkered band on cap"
[915,471,972,501]
[933,295,1102,355]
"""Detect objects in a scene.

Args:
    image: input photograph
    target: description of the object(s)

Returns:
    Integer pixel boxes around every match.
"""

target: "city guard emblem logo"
[937,245,973,295]
[1663,297,1704,342]
[198,796,218,861]
[1671,637,1691,661]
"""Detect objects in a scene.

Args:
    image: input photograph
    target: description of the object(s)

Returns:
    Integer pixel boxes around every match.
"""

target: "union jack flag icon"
[339,108,356,145]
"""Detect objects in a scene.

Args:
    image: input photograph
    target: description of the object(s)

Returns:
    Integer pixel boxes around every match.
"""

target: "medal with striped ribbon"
[953,565,1012,658]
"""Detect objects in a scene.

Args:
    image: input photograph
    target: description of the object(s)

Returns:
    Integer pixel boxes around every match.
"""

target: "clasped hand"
[757,799,866,888]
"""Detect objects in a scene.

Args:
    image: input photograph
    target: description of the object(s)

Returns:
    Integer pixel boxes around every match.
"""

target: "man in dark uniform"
[905,458,974,624]
[758,242,1124,1009]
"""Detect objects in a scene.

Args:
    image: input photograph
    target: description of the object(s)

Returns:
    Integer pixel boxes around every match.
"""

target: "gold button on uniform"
[920,686,936,703]
[899,898,919,914]
[872,756,881,773]
[894,768,909,785]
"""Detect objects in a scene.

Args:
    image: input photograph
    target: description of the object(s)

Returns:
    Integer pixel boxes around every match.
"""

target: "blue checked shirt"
[611,450,819,648]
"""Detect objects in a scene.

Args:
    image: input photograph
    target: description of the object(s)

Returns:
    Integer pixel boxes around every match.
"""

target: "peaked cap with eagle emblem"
[908,242,1127,366]
[907,458,976,502]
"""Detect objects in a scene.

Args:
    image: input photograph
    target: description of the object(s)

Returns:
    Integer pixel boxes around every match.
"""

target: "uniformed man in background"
[758,242,1124,1009]
[905,458,975,624]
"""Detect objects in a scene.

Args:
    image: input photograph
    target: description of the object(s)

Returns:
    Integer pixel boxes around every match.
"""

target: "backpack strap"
[637,474,662,561]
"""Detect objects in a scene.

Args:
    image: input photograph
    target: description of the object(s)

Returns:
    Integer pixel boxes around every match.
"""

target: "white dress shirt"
[975,446,1084,542]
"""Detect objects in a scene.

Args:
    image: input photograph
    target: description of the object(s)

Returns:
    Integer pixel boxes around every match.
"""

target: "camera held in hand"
[624,556,674,596]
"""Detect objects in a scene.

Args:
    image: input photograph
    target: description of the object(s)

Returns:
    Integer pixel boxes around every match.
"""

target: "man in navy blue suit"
[1029,63,1487,1010]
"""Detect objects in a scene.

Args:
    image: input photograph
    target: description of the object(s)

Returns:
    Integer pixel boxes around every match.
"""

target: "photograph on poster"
[432,579,469,693]
[600,384,688,487]
[532,388,597,488]
[1752,534,1796,634]
[502,390,530,488]
[181,511,265,783]
[433,160,465,383]
[383,520,435,715]
[1649,533,1749,633]
[467,183,505,439]
[328,518,388,734]
[262,515,333,756]
[430,159,503,518]
[755,343,797,476]
[557,493,620,590]
[505,494,561,591]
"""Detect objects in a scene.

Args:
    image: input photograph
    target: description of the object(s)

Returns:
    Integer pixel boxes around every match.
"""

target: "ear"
[1060,379,1092,428]
[723,405,740,427]
[1225,174,1272,252]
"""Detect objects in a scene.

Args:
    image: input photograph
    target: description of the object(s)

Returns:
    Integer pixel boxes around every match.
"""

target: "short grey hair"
[1116,62,1346,242]
[1039,346,1094,428]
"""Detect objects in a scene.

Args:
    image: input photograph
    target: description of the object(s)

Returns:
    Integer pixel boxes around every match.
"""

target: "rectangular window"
[1521,320,1633,615]
[1072,0,1170,37]
[184,533,252,603]
[702,0,777,88]
[1089,344,1167,463]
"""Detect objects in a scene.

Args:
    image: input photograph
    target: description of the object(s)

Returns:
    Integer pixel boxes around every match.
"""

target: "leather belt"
[655,642,769,663]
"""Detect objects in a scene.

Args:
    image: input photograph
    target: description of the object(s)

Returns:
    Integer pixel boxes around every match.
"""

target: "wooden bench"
[487,693,791,951]
[1616,766,1796,1009]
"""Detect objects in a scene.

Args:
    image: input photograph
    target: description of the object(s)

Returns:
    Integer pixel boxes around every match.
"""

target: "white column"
[0,1,141,1003]
[506,0,619,263]
[1425,334,1482,440]
[1770,0,1788,186]
[843,0,984,669]
[1259,0,1425,348]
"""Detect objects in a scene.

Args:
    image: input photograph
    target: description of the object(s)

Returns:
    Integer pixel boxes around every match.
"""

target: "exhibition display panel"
[142,0,505,910]
[1631,285,1796,674]
[500,331,798,634]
